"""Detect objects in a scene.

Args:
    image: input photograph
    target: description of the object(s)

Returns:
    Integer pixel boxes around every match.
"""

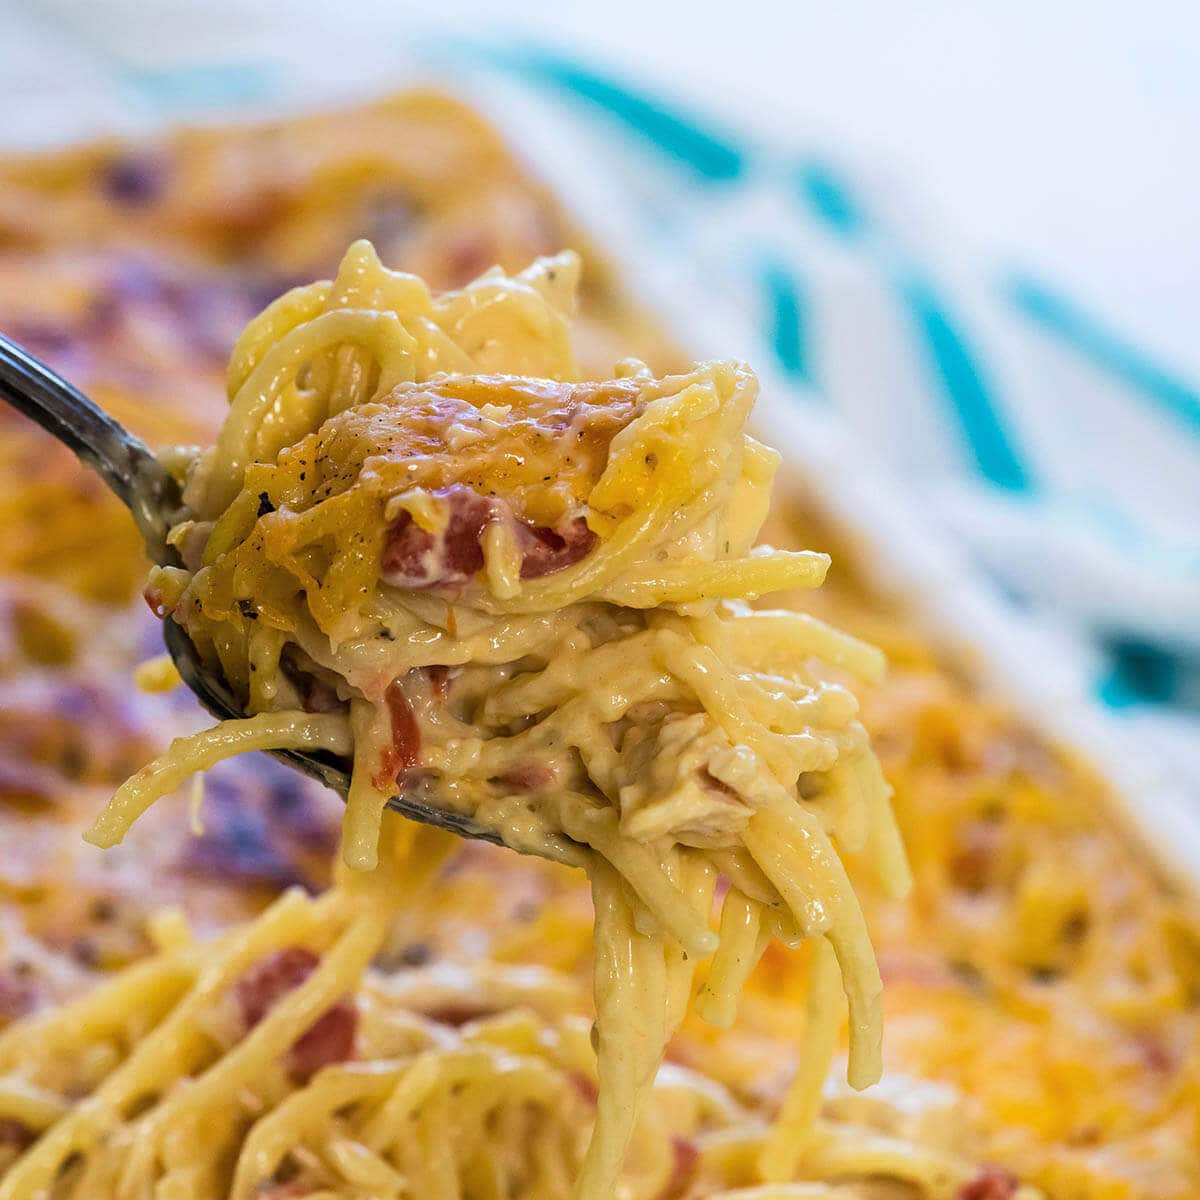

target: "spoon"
[0,331,573,859]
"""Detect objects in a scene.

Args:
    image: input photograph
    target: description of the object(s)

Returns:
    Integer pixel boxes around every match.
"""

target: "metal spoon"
[0,331,578,861]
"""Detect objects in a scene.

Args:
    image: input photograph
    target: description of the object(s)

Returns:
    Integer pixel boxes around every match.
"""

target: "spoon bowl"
[0,330,569,857]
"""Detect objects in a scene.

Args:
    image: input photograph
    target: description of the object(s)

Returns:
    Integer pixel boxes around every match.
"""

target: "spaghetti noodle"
[85,242,910,1198]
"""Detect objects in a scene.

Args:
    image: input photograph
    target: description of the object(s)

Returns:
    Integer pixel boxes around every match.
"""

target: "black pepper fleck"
[399,942,433,966]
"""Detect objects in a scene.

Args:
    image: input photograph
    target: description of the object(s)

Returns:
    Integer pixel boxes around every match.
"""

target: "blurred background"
[3,0,1199,769]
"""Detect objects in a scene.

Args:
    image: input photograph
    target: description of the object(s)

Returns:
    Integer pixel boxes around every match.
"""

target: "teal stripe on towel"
[796,160,1032,491]
[899,273,1033,492]
[759,256,812,385]
[1008,275,1200,437]
[795,161,868,240]
[477,47,747,182]
[1097,638,1184,708]
[121,61,277,110]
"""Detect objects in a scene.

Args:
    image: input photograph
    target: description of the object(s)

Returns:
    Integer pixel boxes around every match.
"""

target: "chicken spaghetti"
[82,242,909,1198]
[0,89,1195,1200]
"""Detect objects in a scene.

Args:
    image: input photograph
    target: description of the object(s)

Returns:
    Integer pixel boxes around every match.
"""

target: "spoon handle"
[0,332,180,563]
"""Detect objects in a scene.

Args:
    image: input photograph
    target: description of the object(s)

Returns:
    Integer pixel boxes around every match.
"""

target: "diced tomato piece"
[235,946,357,1081]
[956,1166,1019,1200]
[373,680,422,789]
